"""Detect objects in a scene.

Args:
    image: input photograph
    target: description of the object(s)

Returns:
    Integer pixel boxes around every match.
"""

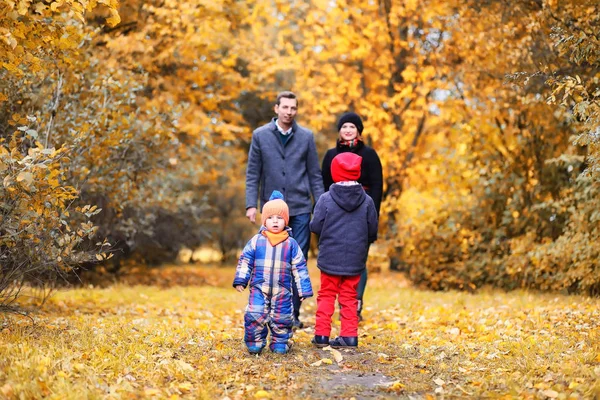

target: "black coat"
[321,141,383,214]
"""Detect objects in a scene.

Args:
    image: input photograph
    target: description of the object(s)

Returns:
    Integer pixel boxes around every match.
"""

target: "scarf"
[262,230,289,247]
[338,138,362,149]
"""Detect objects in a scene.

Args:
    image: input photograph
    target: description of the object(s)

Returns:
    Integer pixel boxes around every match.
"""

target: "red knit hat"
[331,153,362,183]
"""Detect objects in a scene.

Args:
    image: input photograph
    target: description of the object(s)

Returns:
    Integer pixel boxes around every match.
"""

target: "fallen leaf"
[178,382,193,392]
[434,378,445,386]
[328,348,343,363]
[542,389,558,398]
[568,381,578,389]
[254,389,271,398]
[175,360,194,372]
[385,380,405,393]
[1,384,14,397]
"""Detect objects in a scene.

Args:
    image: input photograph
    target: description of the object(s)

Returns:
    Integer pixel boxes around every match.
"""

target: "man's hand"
[246,207,257,223]
[235,285,245,292]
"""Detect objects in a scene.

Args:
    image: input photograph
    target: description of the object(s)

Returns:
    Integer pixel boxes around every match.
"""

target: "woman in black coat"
[321,112,383,321]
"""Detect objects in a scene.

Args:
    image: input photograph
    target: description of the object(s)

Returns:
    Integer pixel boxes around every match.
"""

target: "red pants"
[315,272,361,337]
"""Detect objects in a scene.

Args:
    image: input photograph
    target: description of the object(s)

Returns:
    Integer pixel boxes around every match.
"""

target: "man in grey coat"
[245,91,324,328]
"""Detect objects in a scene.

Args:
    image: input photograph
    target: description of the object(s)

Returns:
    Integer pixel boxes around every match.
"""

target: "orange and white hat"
[261,190,289,226]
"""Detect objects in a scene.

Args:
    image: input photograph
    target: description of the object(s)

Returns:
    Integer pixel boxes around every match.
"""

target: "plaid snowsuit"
[234,227,313,352]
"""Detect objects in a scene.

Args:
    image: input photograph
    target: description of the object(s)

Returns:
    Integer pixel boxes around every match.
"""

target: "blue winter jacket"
[310,183,378,276]
[233,227,313,300]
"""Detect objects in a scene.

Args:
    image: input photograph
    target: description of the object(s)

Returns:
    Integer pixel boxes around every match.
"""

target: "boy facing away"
[234,191,313,354]
[310,153,378,349]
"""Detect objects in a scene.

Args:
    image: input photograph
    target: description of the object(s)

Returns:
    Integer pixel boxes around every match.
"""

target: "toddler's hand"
[235,285,244,292]
[300,297,305,302]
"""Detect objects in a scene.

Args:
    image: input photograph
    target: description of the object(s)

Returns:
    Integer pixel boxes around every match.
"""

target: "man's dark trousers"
[288,213,311,320]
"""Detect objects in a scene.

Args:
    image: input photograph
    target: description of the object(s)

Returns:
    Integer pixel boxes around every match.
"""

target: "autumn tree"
[1,0,288,290]
[0,0,118,307]
[393,0,599,293]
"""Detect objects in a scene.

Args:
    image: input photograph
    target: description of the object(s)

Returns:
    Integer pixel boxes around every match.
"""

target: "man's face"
[274,97,298,126]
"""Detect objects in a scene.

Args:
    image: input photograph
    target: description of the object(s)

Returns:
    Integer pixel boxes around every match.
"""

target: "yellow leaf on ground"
[386,380,405,393]
[175,360,194,372]
[178,382,192,392]
[254,389,271,398]
[328,348,343,363]
[542,389,558,398]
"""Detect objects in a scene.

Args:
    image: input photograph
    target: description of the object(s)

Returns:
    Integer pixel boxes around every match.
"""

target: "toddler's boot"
[270,341,292,354]
[246,344,263,355]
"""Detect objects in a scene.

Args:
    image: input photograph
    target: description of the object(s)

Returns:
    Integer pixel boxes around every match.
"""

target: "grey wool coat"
[245,118,324,216]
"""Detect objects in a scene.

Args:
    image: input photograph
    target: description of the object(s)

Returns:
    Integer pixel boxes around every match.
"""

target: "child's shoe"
[247,345,263,355]
[330,336,358,348]
[270,342,292,354]
[311,335,330,348]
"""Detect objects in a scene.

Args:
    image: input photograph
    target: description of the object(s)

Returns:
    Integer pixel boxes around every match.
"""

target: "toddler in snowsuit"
[310,152,378,348]
[234,190,313,354]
